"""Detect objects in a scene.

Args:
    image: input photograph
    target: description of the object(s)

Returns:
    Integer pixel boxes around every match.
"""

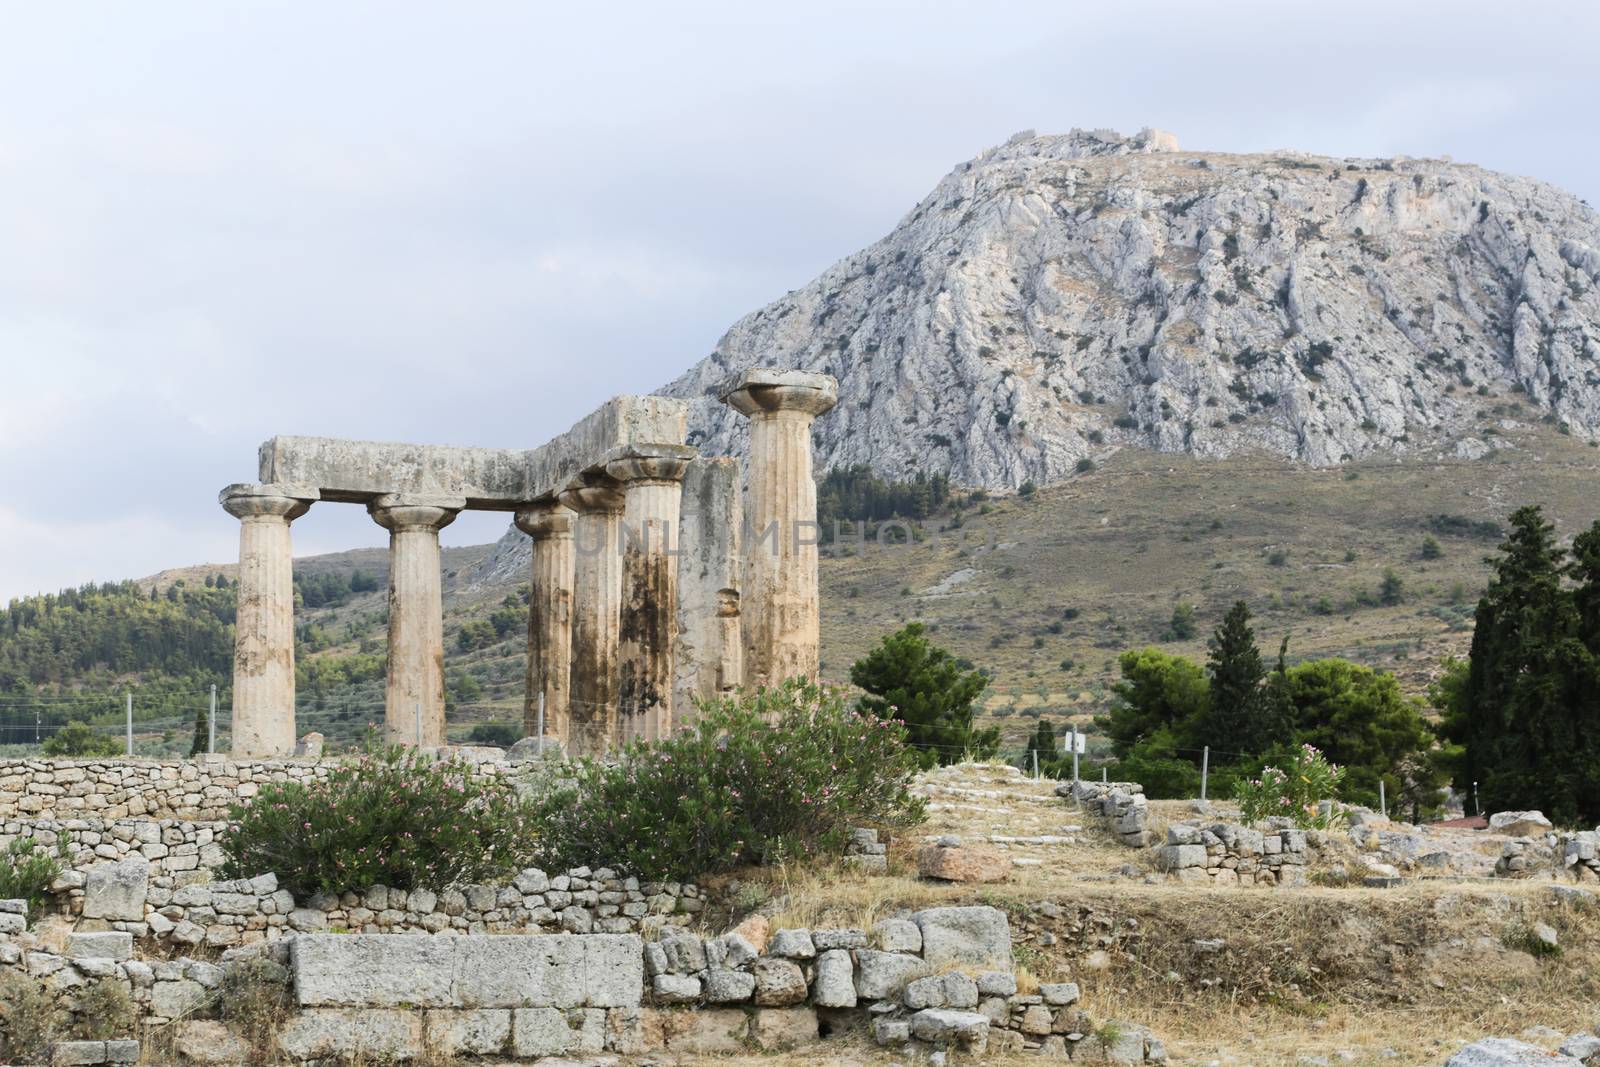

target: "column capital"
[719,368,838,420]
[603,443,697,486]
[219,483,318,522]
[558,479,626,516]
[514,501,575,539]
[368,493,465,533]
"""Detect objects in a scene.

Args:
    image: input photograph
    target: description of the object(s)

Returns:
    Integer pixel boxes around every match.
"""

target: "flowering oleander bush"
[220,745,540,898]
[1235,743,1345,829]
[535,678,926,880]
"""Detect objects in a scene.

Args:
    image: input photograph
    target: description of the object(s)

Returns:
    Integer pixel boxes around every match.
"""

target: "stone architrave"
[560,479,626,756]
[606,444,695,744]
[368,494,464,747]
[219,483,318,758]
[719,369,838,687]
[514,504,576,746]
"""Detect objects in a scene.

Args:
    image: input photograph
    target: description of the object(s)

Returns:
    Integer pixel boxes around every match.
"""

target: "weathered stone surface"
[750,1007,819,1049]
[703,968,757,1003]
[873,918,922,953]
[916,842,1010,883]
[913,906,1013,971]
[752,956,808,1006]
[423,1009,512,1057]
[260,396,686,508]
[651,973,701,1004]
[276,1008,423,1061]
[1445,1037,1584,1065]
[66,931,133,961]
[292,934,455,1008]
[672,456,744,725]
[660,1008,751,1053]
[1040,981,1081,1006]
[854,949,925,1000]
[171,1020,253,1065]
[150,978,207,1019]
[82,856,148,921]
[812,948,856,1008]
[908,1008,990,1050]
[1490,811,1555,838]
[511,1007,604,1057]
[768,928,816,958]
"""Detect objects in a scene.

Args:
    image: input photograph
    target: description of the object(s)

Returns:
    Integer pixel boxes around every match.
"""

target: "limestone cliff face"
[662,127,1600,487]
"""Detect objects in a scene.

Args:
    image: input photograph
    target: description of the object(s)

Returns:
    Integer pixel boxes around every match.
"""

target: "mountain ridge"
[661,127,1600,488]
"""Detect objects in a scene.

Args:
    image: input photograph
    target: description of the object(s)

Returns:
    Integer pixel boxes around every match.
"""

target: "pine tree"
[1444,506,1599,823]
[851,623,999,768]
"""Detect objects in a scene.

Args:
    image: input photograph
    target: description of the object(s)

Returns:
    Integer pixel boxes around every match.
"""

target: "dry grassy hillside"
[819,420,1600,751]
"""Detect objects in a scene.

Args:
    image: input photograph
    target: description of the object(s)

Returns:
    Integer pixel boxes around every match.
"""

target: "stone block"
[151,978,208,1019]
[916,843,1010,883]
[1156,844,1207,870]
[1488,811,1553,838]
[651,973,701,1004]
[976,970,1016,997]
[82,857,148,922]
[423,1009,511,1056]
[171,1021,252,1065]
[750,1007,818,1049]
[908,1008,990,1051]
[873,917,922,953]
[292,934,454,1008]
[810,927,866,950]
[661,1007,751,1053]
[703,967,756,1003]
[509,1007,599,1057]
[0,911,26,935]
[753,956,807,1006]
[913,906,1013,971]
[873,1016,911,1045]
[854,949,926,1000]
[1040,981,1080,1006]
[66,931,133,961]
[768,928,816,958]
[276,1008,423,1061]
[812,948,856,1008]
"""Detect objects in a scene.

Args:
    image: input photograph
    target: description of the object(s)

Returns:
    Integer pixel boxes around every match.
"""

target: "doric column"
[720,369,838,687]
[559,480,626,757]
[513,502,575,746]
[219,483,318,758]
[368,493,463,748]
[606,445,695,745]
[673,456,743,727]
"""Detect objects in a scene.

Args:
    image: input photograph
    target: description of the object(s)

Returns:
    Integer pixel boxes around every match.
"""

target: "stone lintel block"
[66,931,134,961]
[260,395,686,510]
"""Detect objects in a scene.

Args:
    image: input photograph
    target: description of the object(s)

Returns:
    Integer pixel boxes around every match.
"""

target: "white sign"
[1065,729,1087,754]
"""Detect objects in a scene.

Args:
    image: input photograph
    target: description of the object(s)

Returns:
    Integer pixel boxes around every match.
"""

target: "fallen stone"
[1444,1038,1584,1066]
[916,843,1010,883]
[1489,811,1554,837]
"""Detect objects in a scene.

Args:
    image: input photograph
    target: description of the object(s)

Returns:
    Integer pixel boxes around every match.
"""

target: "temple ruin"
[217,369,837,759]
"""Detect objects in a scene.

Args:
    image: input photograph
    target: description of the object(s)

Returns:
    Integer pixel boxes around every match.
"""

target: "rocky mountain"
[663,127,1600,487]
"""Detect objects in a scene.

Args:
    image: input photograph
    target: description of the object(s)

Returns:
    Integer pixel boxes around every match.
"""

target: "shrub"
[220,746,541,898]
[467,720,521,747]
[534,679,925,880]
[1235,744,1344,829]
[42,721,122,758]
[1075,458,1096,474]
[73,979,135,1040]
[0,834,71,914]
[0,971,63,1064]
[1166,603,1198,640]
[1379,568,1405,605]
[1420,535,1443,560]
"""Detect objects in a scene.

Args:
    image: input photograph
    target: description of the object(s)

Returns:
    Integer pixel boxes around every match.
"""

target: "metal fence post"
[1379,779,1387,819]
[208,685,217,755]
[1200,744,1210,801]
[125,691,133,757]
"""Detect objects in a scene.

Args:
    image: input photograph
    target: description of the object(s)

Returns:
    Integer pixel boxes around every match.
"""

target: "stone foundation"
[1058,779,1151,847]
[1155,822,1314,886]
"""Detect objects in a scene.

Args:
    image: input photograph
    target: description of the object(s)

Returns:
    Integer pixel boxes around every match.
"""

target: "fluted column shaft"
[514,504,575,745]
[220,484,315,758]
[561,483,626,757]
[722,372,838,687]
[369,494,461,748]
[608,449,693,745]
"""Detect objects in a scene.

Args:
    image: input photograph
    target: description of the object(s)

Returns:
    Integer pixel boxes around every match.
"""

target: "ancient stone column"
[368,494,463,748]
[219,483,317,758]
[673,456,744,726]
[721,369,838,687]
[513,502,575,746]
[559,480,626,756]
[606,445,695,744]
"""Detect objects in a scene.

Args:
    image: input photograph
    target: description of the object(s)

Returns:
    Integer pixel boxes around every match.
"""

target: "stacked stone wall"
[1154,822,1315,886]
[1057,780,1151,847]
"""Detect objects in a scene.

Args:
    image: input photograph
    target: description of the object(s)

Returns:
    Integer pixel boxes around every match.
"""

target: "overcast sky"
[3,0,1597,602]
